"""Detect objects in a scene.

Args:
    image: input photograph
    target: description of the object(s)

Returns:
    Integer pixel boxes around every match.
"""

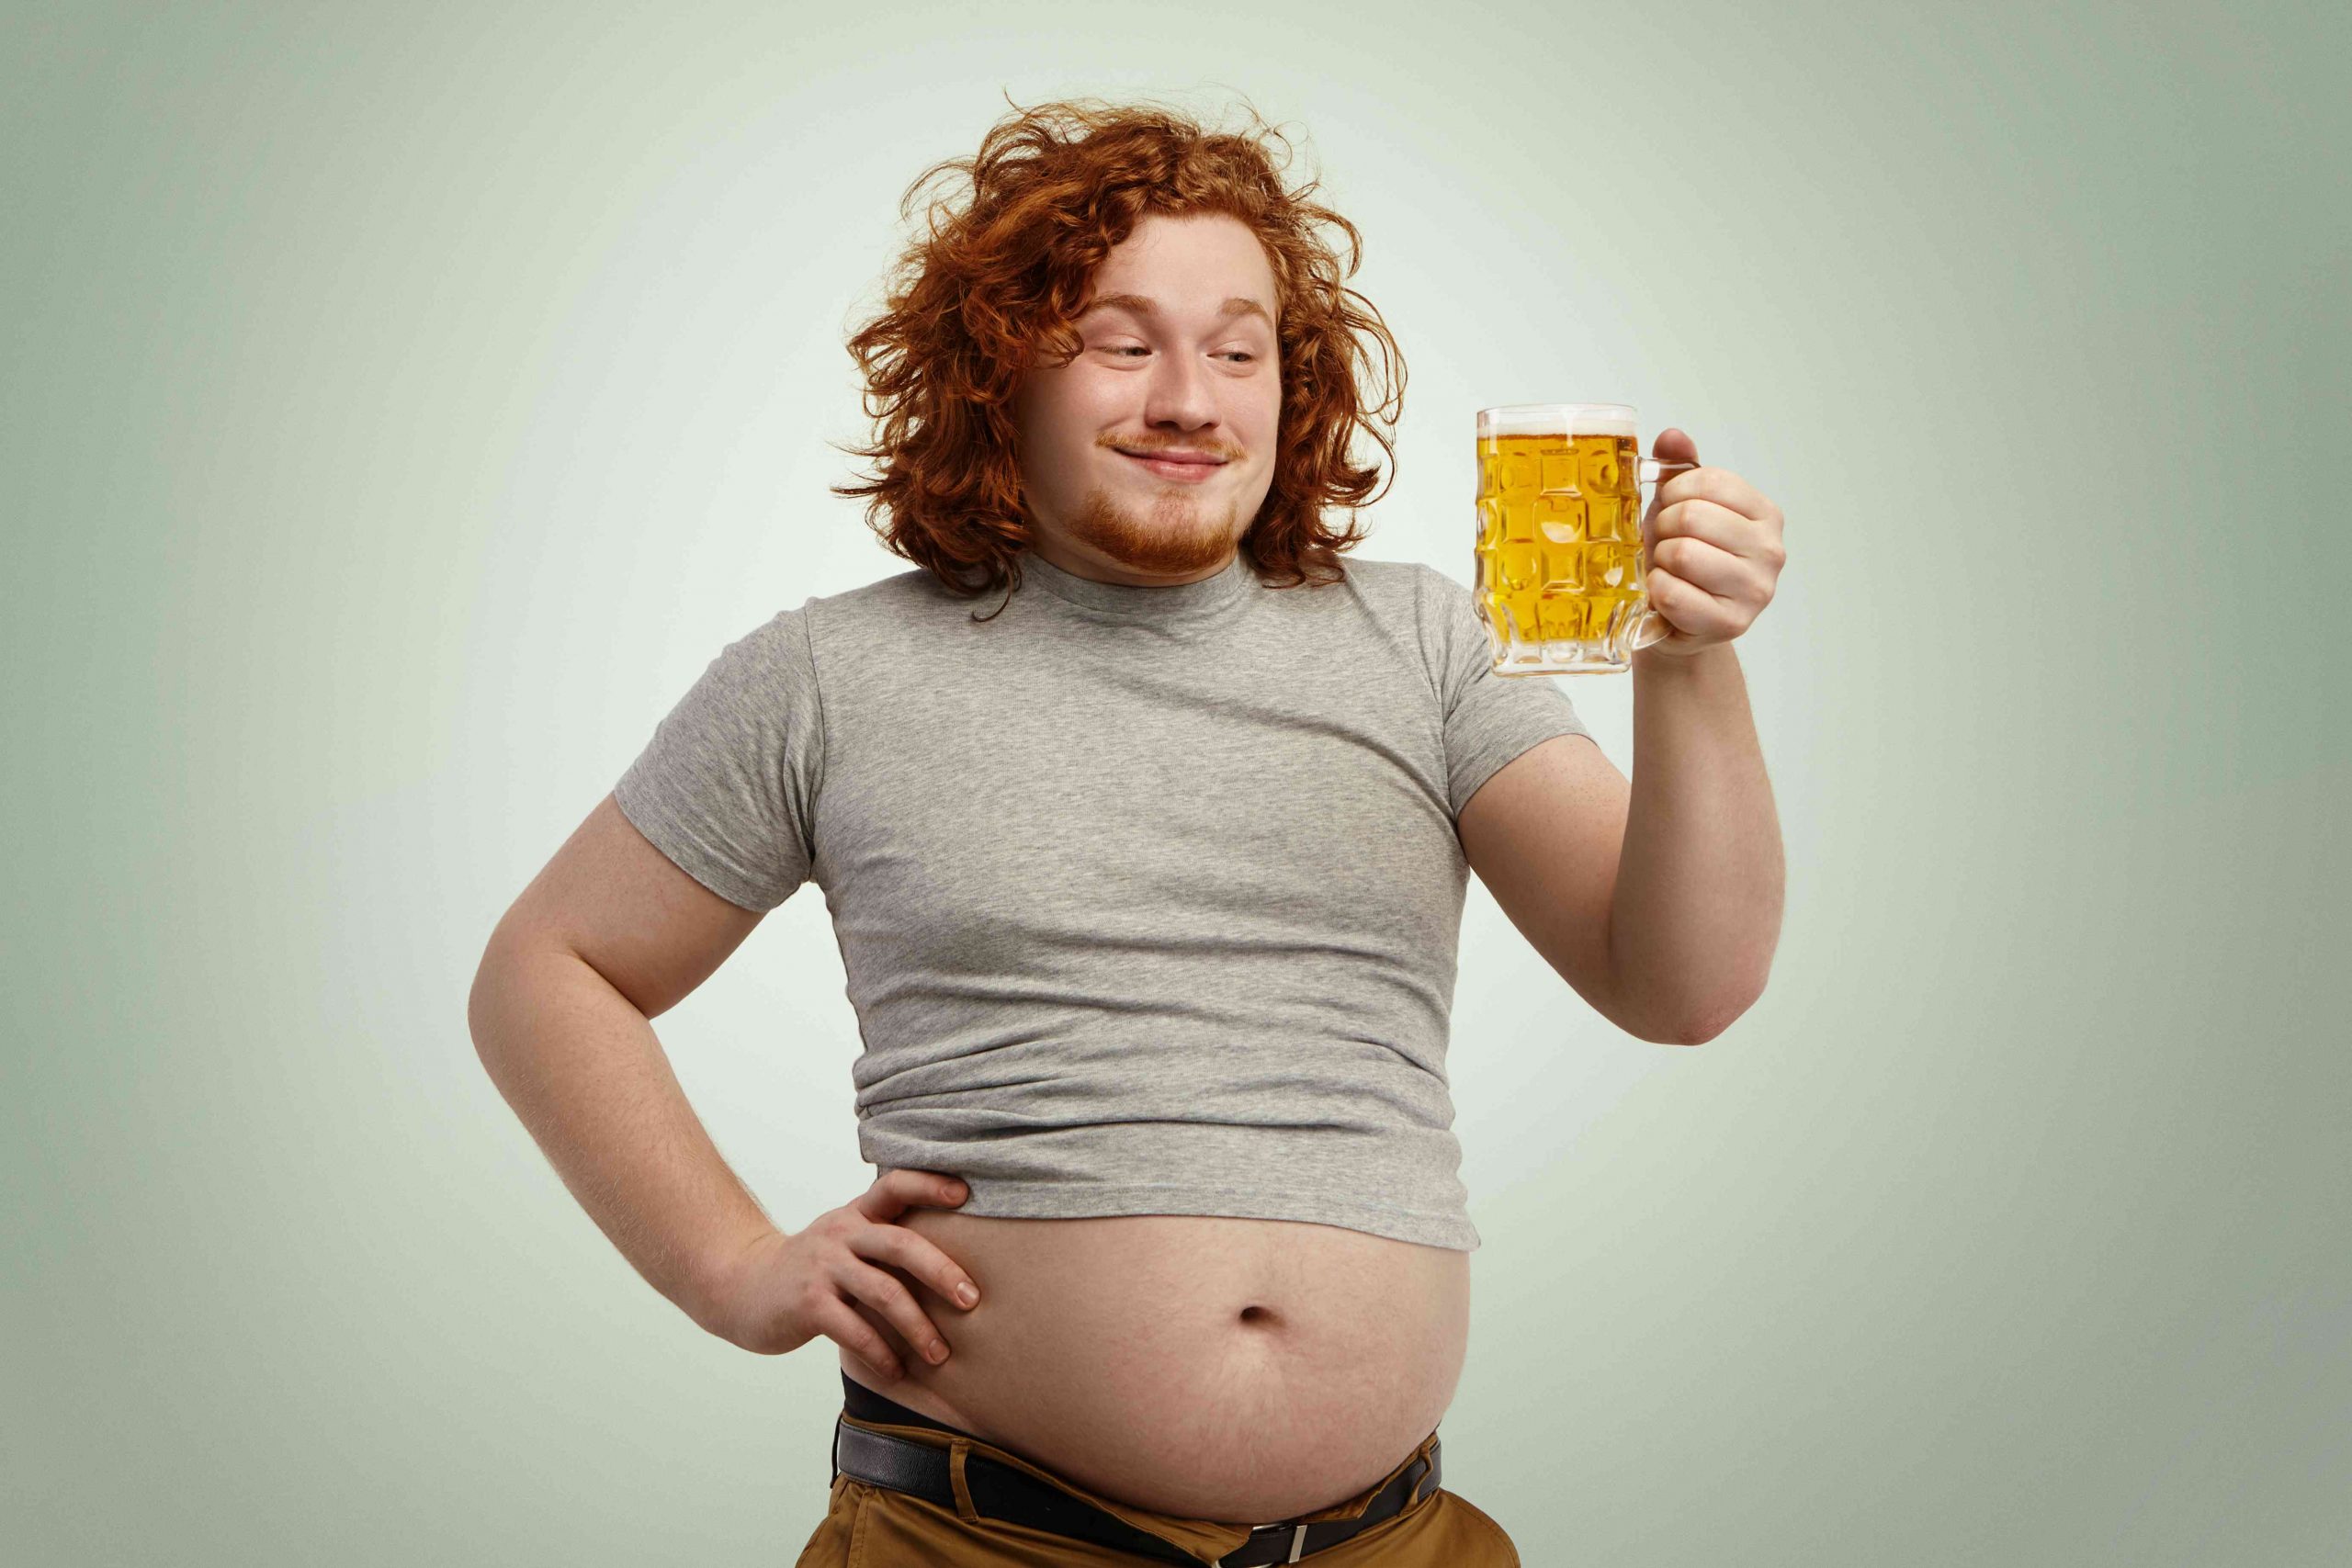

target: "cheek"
[1237,378,1279,429]
[1016,370,1097,429]
[1250,395,1283,456]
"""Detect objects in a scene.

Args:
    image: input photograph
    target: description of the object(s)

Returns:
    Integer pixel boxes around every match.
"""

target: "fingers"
[1654,464,1769,523]
[842,1258,955,1370]
[855,1223,982,1313]
[812,1292,907,1383]
[823,1170,977,1380]
[1650,496,1782,558]
[860,1168,971,1221]
[1649,533,1755,599]
[1644,567,1743,640]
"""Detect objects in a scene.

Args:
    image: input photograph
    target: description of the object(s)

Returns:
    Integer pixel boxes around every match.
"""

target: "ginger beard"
[1057,459,1250,579]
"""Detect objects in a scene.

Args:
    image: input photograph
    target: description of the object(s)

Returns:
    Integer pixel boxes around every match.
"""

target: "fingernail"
[956,1282,978,1307]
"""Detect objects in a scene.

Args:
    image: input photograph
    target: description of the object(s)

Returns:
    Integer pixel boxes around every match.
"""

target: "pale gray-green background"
[6,2,2345,1563]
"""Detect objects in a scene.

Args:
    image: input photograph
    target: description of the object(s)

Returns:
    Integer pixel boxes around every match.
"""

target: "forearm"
[1608,642,1785,1042]
[467,942,780,1331]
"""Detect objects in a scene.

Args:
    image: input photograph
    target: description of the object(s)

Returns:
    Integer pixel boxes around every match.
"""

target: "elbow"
[1661,1012,1733,1047]
[1651,1010,1732,1047]
[467,933,534,1060]
[467,954,506,1063]
[1653,980,1770,1046]
[1613,999,1720,1047]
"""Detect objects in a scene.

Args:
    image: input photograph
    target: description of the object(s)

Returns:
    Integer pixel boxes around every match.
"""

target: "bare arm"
[467,794,774,1333]
[1610,641,1783,1041]
[468,938,776,1333]
[469,795,986,1374]
[1457,646,1783,1045]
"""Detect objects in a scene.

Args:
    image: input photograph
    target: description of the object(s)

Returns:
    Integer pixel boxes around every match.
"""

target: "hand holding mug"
[1476,404,1785,672]
[1634,426,1787,659]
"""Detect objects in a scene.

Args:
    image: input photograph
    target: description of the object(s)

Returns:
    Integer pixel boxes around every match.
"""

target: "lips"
[1118,449,1224,466]
[1121,450,1226,483]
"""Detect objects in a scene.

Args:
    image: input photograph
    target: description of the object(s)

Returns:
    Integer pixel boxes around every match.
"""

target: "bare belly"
[835,1210,1471,1522]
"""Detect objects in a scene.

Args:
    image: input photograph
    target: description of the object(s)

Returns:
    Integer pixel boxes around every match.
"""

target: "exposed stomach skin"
[835,1210,1472,1523]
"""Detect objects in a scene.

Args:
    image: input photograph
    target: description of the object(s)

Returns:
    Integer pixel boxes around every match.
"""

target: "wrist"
[688,1224,786,1336]
[1634,640,1733,674]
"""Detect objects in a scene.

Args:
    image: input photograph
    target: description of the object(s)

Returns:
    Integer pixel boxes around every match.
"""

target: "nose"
[1141,347,1221,443]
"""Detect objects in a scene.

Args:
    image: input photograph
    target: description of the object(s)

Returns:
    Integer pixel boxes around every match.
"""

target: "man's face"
[1009,212,1283,585]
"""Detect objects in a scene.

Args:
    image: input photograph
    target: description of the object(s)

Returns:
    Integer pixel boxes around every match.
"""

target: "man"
[469,96,1784,1566]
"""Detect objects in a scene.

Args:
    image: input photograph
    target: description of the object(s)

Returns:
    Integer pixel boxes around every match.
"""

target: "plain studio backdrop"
[5,3,2344,1564]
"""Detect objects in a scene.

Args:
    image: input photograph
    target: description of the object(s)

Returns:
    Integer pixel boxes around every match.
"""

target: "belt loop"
[1409,1430,1439,1506]
[948,1438,982,1525]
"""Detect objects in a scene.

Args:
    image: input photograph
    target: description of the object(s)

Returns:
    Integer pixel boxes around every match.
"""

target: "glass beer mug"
[1476,402,1699,674]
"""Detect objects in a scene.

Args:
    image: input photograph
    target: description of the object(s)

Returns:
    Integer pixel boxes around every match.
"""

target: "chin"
[1060,490,1242,576]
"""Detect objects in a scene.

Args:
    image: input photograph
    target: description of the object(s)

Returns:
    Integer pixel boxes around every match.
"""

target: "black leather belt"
[832,1416,1441,1566]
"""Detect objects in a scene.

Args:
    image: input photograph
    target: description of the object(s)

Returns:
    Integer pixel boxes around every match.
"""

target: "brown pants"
[794,1398,1521,1566]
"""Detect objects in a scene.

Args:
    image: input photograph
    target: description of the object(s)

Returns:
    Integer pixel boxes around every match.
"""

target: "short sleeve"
[611,605,826,911]
[1417,564,1595,818]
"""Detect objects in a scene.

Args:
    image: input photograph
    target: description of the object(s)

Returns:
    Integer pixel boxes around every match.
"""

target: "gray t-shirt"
[612,547,1593,1250]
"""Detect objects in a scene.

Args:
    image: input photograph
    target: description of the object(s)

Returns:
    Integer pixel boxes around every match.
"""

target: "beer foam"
[1477,403,1636,438]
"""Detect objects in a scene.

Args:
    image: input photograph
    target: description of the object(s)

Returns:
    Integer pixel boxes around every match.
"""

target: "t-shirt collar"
[1015,546,1251,620]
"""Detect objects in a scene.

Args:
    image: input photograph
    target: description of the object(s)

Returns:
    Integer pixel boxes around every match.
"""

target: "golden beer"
[1475,404,1684,674]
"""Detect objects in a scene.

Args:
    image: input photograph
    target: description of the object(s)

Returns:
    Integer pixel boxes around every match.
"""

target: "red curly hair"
[830,93,1408,615]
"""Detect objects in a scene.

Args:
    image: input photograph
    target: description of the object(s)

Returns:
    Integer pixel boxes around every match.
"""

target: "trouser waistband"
[828,1372,1442,1566]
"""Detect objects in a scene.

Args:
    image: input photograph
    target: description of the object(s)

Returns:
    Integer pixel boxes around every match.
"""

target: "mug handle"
[1629,457,1703,650]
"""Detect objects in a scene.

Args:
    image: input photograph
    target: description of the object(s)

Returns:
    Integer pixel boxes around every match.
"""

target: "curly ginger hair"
[829,94,1408,614]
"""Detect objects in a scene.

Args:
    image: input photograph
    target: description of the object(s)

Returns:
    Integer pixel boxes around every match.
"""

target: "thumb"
[1641,426,1700,553]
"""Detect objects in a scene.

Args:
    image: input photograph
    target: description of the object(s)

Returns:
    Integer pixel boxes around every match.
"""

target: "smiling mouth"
[1120,453,1226,488]
[1119,450,1227,470]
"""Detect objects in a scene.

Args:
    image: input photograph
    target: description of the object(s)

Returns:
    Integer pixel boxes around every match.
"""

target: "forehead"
[1080,212,1278,322]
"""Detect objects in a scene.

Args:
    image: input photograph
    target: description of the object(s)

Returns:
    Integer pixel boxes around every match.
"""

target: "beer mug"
[1475,402,1699,674]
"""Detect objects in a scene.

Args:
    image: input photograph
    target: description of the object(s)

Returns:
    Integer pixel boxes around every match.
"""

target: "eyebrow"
[1078,293,1275,330]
